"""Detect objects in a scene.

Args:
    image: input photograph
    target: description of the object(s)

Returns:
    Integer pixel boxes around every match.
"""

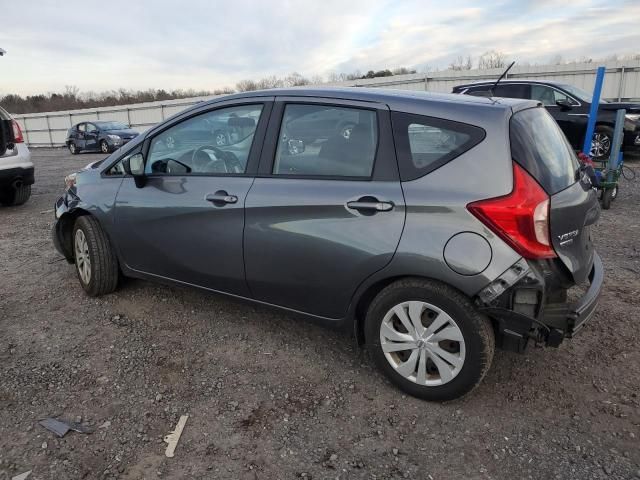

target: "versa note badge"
[558,229,580,247]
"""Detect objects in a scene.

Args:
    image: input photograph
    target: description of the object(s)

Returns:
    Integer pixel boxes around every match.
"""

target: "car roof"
[197,87,533,110]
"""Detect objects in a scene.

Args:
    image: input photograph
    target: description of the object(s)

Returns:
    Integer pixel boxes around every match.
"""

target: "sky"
[0,0,638,96]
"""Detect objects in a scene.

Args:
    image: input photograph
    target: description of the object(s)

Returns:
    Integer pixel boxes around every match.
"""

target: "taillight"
[11,120,24,143]
[467,163,556,259]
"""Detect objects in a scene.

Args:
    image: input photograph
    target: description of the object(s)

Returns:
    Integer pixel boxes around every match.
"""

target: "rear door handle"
[346,200,394,212]
[206,191,238,205]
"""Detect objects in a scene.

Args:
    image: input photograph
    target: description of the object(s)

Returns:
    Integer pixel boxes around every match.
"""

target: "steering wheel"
[191,145,243,173]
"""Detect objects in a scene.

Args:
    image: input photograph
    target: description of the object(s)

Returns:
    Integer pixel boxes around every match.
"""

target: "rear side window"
[392,112,485,181]
[510,107,579,194]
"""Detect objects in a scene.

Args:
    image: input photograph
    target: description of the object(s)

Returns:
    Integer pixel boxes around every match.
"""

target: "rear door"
[510,106,599,283]
[243,97,406,319]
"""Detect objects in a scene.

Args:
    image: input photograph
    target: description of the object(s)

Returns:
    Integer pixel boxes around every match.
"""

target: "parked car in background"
[52,88,603,401]
[65,121,139,155]
[0,105,33,206]
[452,80,640,159]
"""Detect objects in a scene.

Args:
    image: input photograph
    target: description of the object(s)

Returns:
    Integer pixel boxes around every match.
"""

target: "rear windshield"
[510,107,579,194]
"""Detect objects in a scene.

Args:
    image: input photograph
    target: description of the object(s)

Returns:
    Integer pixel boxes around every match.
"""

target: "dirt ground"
[1,148,639,480]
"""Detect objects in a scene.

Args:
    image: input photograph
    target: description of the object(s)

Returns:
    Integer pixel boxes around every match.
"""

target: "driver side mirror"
[555,99,573,111]
[123,152,146,188]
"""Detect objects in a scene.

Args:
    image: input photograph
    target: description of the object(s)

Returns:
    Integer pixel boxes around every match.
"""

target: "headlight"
[107,134,122,142]
[625,113,640,122]
[64,172,77,190]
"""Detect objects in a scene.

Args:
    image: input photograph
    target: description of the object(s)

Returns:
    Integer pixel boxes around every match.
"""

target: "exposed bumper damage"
[476,252,604,352]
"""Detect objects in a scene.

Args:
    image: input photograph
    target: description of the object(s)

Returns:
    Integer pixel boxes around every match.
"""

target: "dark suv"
[452,80,640,159]
[52,88,603,401]
[66,121,139,155]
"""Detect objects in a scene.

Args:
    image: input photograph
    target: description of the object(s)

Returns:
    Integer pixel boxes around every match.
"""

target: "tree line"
[3,50,638,114]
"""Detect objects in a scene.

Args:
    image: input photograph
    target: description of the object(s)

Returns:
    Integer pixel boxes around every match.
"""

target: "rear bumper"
[0,166,35,189]
[542,252,603,340]
[478,252,604,351]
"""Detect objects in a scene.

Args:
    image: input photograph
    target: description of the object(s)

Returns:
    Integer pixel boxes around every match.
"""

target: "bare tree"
[236,79,258,92]
[283,72,310,87]
[477,50,506,69]
[448,55,473,71]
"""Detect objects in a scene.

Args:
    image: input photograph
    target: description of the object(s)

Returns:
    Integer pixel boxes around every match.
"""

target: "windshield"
[510,107,579,195]
[97,121,129,130]
[559,84,607,104]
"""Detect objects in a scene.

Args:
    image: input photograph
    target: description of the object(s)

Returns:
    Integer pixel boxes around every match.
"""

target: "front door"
[85,123,99,151]
[113,101,271,296]
[244,99,406,319]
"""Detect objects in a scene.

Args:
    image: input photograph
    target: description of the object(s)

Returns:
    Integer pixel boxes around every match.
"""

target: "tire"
[69,142,78,155]
[601,188,612,210]
[213,130,228,146]
[590,125,614,160]
[0,184,31,206]
[72,216,119,296]
[365,278,495,402]
[100,140,110,154]
[610,185,618,200]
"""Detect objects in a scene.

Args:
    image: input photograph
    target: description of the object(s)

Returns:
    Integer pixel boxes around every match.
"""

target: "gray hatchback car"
[53,88,603,401]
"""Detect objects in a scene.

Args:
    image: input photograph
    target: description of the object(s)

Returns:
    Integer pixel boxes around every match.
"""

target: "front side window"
[531,85,577,106]
[86,123,97,133]
[273,104,378,178]
[392,112,485,181]
[146,104,263,175]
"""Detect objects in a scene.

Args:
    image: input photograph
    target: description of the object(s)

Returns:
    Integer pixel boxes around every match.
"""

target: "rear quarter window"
[510,107,579,194]
[391,112,486,181]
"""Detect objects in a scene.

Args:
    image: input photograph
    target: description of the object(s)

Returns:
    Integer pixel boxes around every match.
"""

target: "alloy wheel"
[74,229,91,285]
[69,143,76,154]
[379,301,466,386]
[166,136,176,149]
[101,141,109,153]
[215,132,228,146]
[590,132,611,158]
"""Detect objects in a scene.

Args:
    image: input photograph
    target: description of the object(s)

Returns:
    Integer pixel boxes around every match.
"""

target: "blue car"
[66,121,139,154]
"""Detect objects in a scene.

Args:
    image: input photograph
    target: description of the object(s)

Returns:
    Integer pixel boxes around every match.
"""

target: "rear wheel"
[590,125,613,160]
[0,183,31,206]
[365,278,495,402]
[73,216,119,296]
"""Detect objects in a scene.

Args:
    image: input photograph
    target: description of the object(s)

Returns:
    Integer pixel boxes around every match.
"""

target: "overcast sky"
[0,0,638,96]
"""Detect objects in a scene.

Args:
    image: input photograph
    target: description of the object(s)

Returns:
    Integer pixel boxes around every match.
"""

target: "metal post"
[45,115,53,147]
[161,104,165,120]
[96,110,100,120]
[582,66,606,155]
[126,108,131,127]
[607,109,626,182]
[617,66,626,102]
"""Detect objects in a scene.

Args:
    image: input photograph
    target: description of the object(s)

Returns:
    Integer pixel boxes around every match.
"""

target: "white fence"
[12,60,640,147]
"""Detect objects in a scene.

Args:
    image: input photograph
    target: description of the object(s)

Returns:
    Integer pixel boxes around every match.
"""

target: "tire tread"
[74,216,119,296]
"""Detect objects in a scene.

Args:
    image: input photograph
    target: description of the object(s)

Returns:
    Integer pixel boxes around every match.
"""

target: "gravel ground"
[1,149,639,480]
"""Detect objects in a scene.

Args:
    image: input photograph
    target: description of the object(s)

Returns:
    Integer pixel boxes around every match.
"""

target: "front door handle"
[346,199,394,212]
[206,191,238,205]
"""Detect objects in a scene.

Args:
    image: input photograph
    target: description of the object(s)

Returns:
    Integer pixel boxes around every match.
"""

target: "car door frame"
[84,122,100,151]
[257,96,399,182]
[76,122,87,149]
[104,96,275,296]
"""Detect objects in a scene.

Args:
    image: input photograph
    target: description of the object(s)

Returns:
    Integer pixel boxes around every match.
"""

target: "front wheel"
[590,125,613,160]
[73,216,119,296]
[100,140,110,154]
[69,142,78,155]
[601,188,613,210]
[365,278,495,402]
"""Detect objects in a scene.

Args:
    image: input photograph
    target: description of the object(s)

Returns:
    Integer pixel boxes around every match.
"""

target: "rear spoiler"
[0,119,15,157]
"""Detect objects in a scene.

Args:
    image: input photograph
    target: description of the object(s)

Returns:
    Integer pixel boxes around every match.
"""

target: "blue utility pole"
[582,66,605,155]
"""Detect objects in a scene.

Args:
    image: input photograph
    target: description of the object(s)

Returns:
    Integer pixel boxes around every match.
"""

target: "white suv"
[0,106,33,206]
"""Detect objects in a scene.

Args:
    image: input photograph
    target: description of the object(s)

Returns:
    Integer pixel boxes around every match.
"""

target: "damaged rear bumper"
[477,252,604,352]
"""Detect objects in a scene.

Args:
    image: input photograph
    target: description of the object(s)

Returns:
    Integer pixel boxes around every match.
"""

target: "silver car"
[52,88,603,401]
[0,106,33,206]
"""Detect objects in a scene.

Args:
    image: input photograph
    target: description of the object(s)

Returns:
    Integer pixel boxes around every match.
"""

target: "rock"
[392,448,399,456]
[329,453,338,461]
[603,465,613,475]
[41,441,47,449]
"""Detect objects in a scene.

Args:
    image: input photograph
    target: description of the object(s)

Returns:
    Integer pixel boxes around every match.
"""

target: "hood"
[104,129,139,137]
[601,102,640,114]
